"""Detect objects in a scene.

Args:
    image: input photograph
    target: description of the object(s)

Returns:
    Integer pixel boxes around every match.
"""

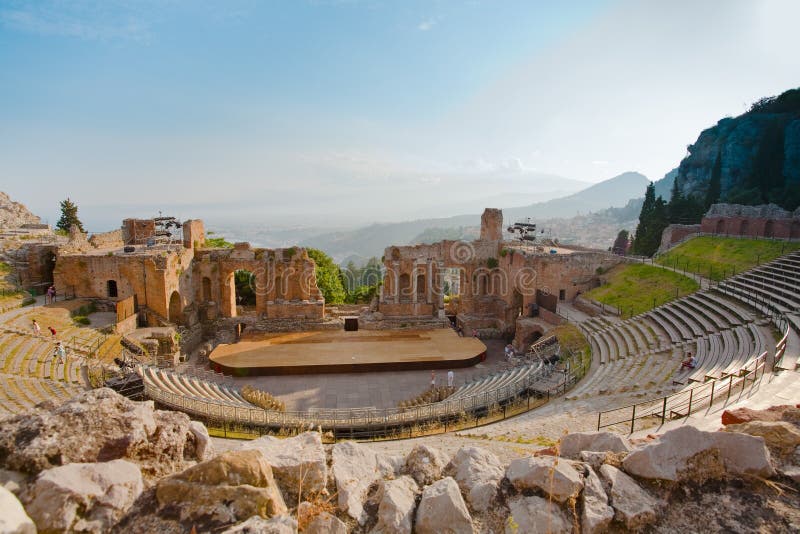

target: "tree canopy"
[56,198,84,233]
[631,183,669,257]
[307,248,347,305]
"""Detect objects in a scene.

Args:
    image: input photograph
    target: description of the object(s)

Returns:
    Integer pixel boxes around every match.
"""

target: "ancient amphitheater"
[1,205,800,533]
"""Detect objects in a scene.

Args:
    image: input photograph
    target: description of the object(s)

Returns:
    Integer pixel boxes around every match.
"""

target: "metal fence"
[597,350,768,434]
[142,349,590,441]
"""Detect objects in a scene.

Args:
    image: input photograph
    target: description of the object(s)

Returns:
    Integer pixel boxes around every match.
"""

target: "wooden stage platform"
[209,329,487,375]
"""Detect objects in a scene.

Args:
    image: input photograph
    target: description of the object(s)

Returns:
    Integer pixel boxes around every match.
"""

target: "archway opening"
[399,273,411,301]
[168,291,182,323]
[416,274,426,299]
[107,280,118,298]
[764,220,774,238]
[202,277,212,302]
[791,221,800,239]
[234,269,256,307]
[715,219,725,234]
[740,219,749,235]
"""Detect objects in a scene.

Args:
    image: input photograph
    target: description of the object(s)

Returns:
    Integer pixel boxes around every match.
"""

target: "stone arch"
[740,219,749,235]
[791,220,800,239]
[764,220,774,238]
[202,277,212,302]
[715,219,725,234]
[168,290,182,323]
[106,280,118,298]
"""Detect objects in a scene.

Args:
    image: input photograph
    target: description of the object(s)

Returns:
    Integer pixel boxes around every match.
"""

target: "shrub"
[73,315,91,325]
[487,257,499,269]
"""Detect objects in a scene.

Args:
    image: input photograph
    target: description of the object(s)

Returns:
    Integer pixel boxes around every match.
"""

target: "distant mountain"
[502,171,649,222]
[301,172,650,262]
[653,168,678,201]
[672,87,800,210]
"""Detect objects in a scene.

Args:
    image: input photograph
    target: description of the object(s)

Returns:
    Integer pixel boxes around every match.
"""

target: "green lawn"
[584,263,700,317]
[656,236,800,281]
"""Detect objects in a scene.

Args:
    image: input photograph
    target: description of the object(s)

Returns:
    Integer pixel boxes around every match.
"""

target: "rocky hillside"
[675,87,800,210]
[0,192,41,229]
[1,388,799,533]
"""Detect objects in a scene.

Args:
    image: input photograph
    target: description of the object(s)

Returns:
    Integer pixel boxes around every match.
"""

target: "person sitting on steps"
[681,352,697,369]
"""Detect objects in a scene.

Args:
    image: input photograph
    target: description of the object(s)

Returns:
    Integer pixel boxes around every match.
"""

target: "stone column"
[393,261,400,304]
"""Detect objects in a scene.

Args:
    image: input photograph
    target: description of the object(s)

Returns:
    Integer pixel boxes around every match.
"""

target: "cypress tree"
[56,198,85,233]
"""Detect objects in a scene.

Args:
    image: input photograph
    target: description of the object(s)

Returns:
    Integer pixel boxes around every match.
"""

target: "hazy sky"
[1,0,799,229]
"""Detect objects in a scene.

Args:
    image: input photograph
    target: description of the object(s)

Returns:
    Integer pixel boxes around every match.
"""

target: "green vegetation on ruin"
[584,263,699,317]
[656,236,800,281]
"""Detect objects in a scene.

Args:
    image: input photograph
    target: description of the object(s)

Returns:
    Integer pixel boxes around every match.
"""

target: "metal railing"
[597,350,768,434]
[141,348,591,440]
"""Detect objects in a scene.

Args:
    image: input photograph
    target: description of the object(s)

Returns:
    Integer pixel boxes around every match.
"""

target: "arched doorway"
[740,219,749,236]
[764,220,774,238]
[715,219,725,234]
[416,274,426,300]
[399,273,411,301]
[202,277,212,302]
[791,221,800,239]
[168,291,182,323]
[234,269,256,307]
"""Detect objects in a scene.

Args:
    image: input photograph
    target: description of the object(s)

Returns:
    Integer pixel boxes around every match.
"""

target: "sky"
[1,0,799,230]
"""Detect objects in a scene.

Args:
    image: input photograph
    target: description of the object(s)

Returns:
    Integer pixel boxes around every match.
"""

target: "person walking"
[48,326,57,338]
[53,341,66,365]
[447,369,454,388]
[430,370,436,389]
[32,319,41,337]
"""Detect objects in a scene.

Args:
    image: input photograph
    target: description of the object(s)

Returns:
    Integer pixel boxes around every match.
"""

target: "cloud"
[417,17,437,31]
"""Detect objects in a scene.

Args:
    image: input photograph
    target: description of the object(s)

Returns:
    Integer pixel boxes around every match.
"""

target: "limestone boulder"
[415,477,473,534]
[305,512,348,534]
[599,464,659,530]
[444,446,504,513]
[506,456,583,503]
[371,475,419,534]
[221,515,297,533]
[721,405,800,425]
[402,444,449,486]
[25,459,143,534]
[0,485,36,534]
[332,441,385,524]
[724,421,800,456]
[240,432,327,500]
[622,426,775,482]
[155,449,287,526]
[0,388,199,480]
[377,453,405,479]
[581,466,614,534]
[559,431,631,459]
[188,420,215,462]
[505,495,571,534]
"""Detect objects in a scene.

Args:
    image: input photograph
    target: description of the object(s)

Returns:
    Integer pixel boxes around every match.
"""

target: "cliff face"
[676,88,800,208]
[0,191,41,228]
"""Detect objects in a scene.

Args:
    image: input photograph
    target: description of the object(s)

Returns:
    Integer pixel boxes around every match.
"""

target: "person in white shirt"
[447,370,454,388]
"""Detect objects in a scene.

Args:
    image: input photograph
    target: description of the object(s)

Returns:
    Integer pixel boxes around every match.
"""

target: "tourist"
[472,329,478,338]
[456,326,464,337]
[32,319,41,337]
[54,341,66,364]
[681,353,697,369]
[505,343,514,360]
[48,326,57,338]
[447,369,454,388]
[47,285,56,304]
[430,370,436,389]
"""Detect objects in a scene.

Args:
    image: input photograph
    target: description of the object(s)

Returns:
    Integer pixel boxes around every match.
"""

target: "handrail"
[597,349,768,433]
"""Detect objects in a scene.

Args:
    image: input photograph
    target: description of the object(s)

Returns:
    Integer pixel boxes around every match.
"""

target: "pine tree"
[612,230,629,255]
[56,198,85,233]
[632,183,670,257]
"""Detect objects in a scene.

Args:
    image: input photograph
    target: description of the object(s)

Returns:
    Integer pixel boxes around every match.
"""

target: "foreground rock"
[558,431,631,459]
[0,388,204,480]
[600,464,659,530]
[402,444,449,486]
[581,466,614,534]
[415,477,473,534]
[240,432,327,500]
[444,446,504,513]
[155,449,287,527]
[26,459,143,533]
[305,512,348,534]
[332,441,387,525]
[622,426,775,482]
[506,456,583,503]
[724,421,800,457]
[0,485,36,534]
[372,475,418,534]
[506,495,571,534]
[721,405,800,425]
[221,515,297,533]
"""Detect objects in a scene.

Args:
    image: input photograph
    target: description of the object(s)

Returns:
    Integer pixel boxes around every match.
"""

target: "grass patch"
[656,236,800,281]
[73,315,91,326]
[584,263,699,317]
